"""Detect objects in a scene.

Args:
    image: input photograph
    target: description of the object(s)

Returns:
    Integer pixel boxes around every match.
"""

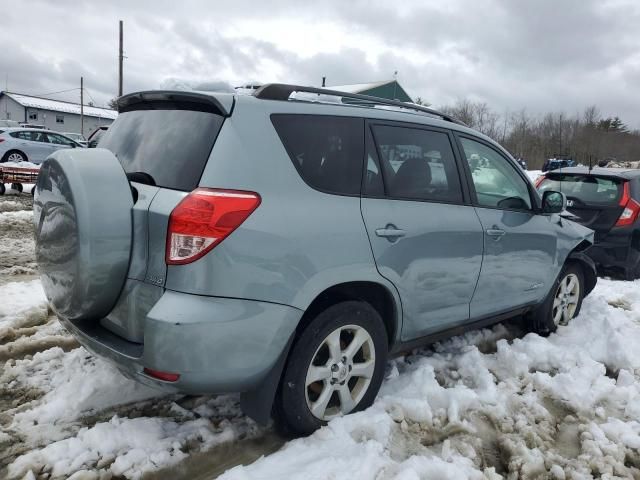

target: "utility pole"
[80,76,84,136]
[118,20,124,97]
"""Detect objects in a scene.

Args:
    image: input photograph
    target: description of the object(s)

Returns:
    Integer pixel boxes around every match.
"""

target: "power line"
[30,87,82,97]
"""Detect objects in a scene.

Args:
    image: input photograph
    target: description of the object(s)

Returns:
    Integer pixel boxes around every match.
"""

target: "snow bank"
[9,415,238,480]
[0,280,47,331]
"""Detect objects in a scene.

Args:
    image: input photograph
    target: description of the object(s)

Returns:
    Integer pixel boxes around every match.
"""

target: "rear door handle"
[375,225,406,239]
[486,228,506,238]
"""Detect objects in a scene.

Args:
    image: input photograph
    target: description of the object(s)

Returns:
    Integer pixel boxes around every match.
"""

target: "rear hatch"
[96,91,231,341]
[538,172,624,233]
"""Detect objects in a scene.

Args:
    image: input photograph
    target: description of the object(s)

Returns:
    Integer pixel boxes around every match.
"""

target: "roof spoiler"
[116,90,231,116]
[253,83,464,125]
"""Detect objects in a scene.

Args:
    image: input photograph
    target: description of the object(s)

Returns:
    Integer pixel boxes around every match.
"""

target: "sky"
[1,0,640,127]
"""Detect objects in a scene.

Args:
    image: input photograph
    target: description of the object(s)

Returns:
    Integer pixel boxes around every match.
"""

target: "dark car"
[542,158,576,172]
[87,126,109,148]
[537,167,640,279]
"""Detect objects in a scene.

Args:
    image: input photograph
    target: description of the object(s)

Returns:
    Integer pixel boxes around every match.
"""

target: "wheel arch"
[295,281,400,348]
[566,241,597,296]
[2,149,28,162]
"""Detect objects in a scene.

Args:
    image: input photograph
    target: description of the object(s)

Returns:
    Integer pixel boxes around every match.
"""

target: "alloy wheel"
[8,152,24,162]
[305,324,375,421]
[552,273,580,326]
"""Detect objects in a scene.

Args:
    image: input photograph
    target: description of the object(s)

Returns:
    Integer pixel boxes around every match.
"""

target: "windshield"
[539,174,623,205]
[98,109,224,191]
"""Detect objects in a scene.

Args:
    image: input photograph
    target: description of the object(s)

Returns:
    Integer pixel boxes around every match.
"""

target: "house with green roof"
[328,80,413,103]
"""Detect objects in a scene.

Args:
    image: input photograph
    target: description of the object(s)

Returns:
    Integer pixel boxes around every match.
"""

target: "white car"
[0,128,84,164]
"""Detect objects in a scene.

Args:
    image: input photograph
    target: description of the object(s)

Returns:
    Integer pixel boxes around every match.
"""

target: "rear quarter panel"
[164,97,403,338]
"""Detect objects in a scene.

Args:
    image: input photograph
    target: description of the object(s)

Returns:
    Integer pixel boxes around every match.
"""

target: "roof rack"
[253,83,464,125]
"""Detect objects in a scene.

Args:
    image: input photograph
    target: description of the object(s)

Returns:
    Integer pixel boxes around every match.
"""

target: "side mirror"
[541,190,566,214]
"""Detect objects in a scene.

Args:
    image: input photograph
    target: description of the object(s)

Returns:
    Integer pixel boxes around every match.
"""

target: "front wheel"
[275,301,388,436]
[530,263,584,335]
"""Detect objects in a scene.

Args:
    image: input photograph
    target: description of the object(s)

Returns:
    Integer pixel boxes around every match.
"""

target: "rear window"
[271,114,364,195]
[99,109,224,191]
[539,174,623,204]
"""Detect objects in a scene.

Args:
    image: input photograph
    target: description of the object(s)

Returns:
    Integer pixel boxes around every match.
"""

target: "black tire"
[30,185,36,196]
[0,183,5,195]
[11,183,23,193]
[1,150,27,163]
[624,254,640,281]
[530,263,585,336]
[274,300,388,436]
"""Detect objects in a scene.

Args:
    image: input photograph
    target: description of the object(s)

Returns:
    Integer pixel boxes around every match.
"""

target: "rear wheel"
[2,150,27,163]
[11,183,23,193]
[274,301,388,436]
[530,263,584,335]
[0,183,5,195]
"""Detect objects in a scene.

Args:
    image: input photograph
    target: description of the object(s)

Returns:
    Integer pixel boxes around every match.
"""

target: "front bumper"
[59,289,302,394]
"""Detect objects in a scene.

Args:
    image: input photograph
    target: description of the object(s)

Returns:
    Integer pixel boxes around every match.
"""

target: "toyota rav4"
[33,84,597,435]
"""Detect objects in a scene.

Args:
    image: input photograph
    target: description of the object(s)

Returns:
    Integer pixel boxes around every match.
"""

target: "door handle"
[486,228,506,238]
[375,225,406,240]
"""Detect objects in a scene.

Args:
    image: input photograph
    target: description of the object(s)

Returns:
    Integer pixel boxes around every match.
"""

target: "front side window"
[271,115,364,195]
[371,125,462,203]
[460,137,532,210]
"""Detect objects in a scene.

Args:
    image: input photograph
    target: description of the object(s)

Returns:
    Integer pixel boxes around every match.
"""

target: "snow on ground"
[3,195,640,479]
[220,279,640,480]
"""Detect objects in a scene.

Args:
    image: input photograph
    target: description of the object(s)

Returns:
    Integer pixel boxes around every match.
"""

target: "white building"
[0,91,117,136]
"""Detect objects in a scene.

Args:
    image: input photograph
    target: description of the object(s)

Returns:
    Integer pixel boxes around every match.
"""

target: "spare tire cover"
[34,148,133,321]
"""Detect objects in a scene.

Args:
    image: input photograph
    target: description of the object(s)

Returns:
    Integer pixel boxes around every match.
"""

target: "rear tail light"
[534,175,546,188]
[615,182,640,227]
[143,368,180,382]
[166,188,261,265]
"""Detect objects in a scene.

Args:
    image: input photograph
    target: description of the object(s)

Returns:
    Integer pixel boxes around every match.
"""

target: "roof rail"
[253,83,464,125]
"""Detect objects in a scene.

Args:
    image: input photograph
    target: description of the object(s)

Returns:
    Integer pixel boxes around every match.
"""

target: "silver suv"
[33,85,597,435]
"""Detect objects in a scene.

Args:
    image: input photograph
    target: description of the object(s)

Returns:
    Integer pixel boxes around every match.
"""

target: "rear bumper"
[59,290,302,394]
[586,228,640,271]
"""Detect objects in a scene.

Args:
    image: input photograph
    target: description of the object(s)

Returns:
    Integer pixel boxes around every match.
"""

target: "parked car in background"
[0,119,21,128]
[87,126,108,148]
[34,85,596,436]
[0,128,84,164]
[542,158,576,172]
[63,132,88,147]
[537,167,640,279]
[19,123,48,130]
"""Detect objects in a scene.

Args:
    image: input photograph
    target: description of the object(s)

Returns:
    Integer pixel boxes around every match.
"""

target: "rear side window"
[99,109,224,191]
[271,115,364,195]
[539,174,622,205]
[371,125,462,203]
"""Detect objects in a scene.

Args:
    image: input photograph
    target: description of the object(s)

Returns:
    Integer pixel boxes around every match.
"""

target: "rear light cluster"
[166,188,261,265]
[616,182,640,227]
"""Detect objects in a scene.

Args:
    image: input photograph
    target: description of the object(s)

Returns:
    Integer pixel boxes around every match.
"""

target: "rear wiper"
[126,172,156,186]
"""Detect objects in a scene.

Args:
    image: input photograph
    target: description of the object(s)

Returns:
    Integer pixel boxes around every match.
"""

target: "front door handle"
[375,225,406,240]
[486,228,506,238]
